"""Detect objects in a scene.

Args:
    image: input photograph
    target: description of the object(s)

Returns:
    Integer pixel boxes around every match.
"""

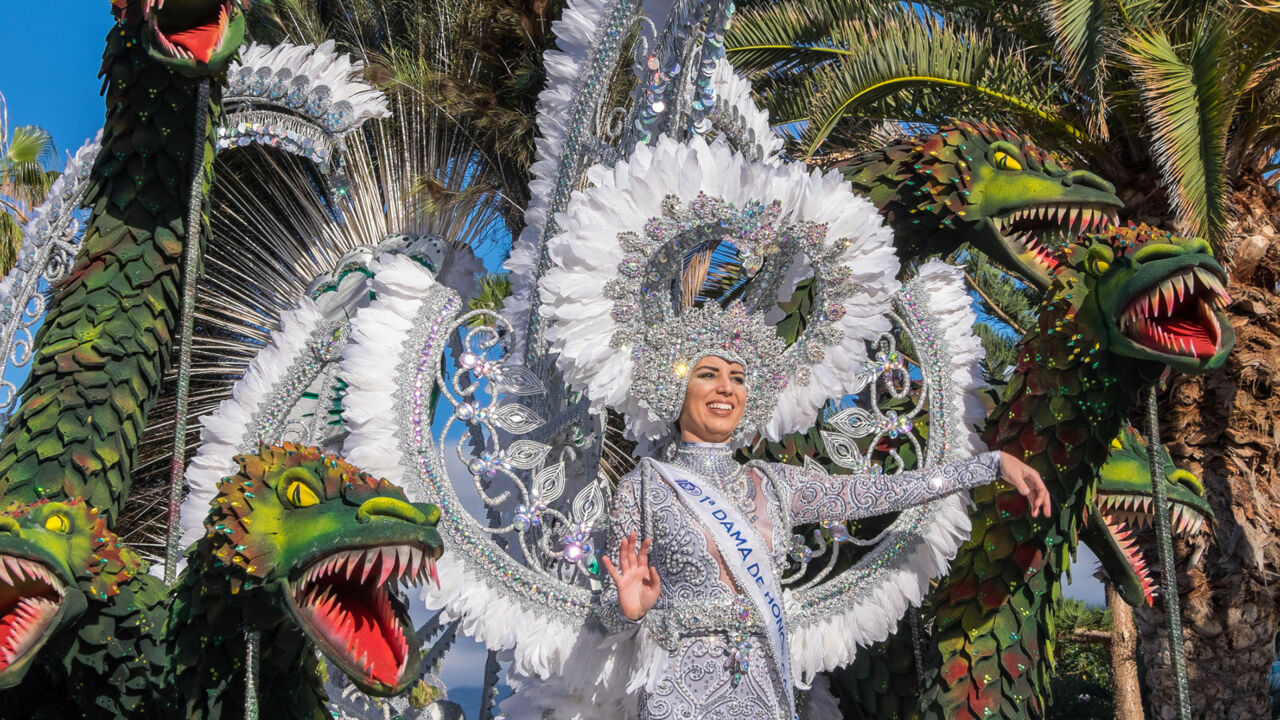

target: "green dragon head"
[1067,223,1234,375]
[0,498,142,688]
[180,443,442,697]
[844,121,1123,290]
[112,0,248,75]
[1085,425,1213,606]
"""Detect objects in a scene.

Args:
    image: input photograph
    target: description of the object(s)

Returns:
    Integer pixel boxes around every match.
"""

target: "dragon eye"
[44,515,70,534]
[286,481,320,508]
[994,150,1023,171]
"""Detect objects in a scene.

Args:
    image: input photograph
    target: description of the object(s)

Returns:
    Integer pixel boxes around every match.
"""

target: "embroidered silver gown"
[599,441,1001,720]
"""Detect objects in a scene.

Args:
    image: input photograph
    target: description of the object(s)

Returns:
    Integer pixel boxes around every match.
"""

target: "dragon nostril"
[1062,170,1116,195]
[356,497,427,525]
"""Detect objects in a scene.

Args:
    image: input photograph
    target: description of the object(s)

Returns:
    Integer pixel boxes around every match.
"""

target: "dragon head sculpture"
[1087,425,1213,606]
[112,0,248,75]
[170,443,443,717]
[0,497,167,719]
[843,121,1122,289]
[0,498,139,687]
[1067,223,1234,375]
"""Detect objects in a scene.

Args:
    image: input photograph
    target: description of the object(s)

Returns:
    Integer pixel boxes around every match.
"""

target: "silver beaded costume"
[600,442,1001,720]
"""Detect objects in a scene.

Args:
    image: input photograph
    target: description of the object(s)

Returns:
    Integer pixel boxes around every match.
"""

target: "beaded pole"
[165,79,212,584]
[1146,386,1192,719]
[244,630,260,720]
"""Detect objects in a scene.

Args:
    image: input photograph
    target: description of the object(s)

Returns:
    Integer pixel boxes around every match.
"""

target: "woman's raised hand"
[602,530,661,621]
[998,451,1052,518]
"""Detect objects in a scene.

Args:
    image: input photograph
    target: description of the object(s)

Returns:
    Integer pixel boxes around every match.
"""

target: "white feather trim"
[228,41,391,131]
[499,0,610,362]
[340,254,443,488]
[786,260,988,680]
[709,58,784,165]
[539,134,899,442]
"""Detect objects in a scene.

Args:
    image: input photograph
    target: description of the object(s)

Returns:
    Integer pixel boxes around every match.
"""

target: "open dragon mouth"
[1097,494,1207,604]
[288,544,437,690]
[1119,266,1231,358]
[143,0,238,64]
[993,202,1120,275]
[0,555,65,673]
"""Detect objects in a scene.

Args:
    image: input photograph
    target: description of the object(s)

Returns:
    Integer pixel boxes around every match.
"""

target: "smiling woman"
[677,357,747,444]
[600,341,1050,720]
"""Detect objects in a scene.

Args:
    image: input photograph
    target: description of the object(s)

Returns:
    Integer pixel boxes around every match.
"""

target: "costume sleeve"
[599,471,648,638]
[782,450,1002,524]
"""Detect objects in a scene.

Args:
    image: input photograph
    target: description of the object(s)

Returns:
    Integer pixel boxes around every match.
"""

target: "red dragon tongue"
[293,545,437,688]
[149,1,232,64]
[0,557,63,671]
[1119,266,1230,359]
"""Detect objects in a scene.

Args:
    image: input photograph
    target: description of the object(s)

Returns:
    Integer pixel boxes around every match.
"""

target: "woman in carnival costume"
[593,275,1049,720]
[339,69,1050,720]
[536,136,1049,719]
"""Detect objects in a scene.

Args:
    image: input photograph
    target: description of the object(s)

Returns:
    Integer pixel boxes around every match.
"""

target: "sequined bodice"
[601,442,1002,720]
[602,442,791,634]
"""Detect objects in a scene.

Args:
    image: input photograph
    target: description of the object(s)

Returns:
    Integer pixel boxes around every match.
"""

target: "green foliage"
[250,0,564,228]
[729,0,1280,247]
[961,251,1041,381]
[1046,599,1113,720]
[469,272,513,327]
[0,92,58,276]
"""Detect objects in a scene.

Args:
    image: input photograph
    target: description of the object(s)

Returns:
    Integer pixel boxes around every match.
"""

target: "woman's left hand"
[998,452,1052,518]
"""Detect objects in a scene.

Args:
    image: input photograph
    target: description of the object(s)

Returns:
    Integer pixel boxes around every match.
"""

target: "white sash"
[649,459,797,720]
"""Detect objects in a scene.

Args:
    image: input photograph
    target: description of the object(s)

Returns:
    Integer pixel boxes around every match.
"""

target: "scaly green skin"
[918,225,1233,719]
[0,0,246,522]
[828,425,1214,719]
[0,498,168,719]
[166,443,443,720]
[841,121,1121,290]
[840,123,1213,600]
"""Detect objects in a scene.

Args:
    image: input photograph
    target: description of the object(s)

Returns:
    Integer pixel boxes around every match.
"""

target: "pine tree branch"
[964,269,1027,336]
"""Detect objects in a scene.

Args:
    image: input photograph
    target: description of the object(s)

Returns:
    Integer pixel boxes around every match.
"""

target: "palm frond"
[1043,0,1114,138]
[1124,23,1231,241]
[725,0,887,76]
[798,9,1083,158]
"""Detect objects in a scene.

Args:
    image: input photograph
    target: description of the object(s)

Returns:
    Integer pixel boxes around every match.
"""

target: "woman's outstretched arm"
[783,451,1050,523]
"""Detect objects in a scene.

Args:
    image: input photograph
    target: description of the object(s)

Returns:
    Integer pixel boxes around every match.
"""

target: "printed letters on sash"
[649,460,797,720]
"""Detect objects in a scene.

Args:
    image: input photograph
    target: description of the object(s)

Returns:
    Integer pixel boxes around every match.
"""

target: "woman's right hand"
[602,530,661,621]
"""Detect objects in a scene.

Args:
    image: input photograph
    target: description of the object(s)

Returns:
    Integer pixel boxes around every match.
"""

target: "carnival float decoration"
[0,0,1233,718]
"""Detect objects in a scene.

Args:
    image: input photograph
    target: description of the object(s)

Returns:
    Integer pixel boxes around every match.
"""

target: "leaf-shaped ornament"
[571,481,607,527]
[820,430,869,473]
[802,455,829,476]
[494,364,547,397]
[533,462,567,504]
[490,404,545,434]
[505,440,552,470]
[827,407,877,437]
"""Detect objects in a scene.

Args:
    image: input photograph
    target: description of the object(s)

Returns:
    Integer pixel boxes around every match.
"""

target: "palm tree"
[0,93,57,275]
[247,0,562,231]
[726,1,1280,716]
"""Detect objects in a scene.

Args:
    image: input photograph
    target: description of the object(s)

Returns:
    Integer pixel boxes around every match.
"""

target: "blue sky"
[0,5,113,167]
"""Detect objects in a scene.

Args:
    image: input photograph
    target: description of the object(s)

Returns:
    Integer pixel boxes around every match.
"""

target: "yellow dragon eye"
[44,515,70,534]
[286,481,320,508]
[994,150,1023,171]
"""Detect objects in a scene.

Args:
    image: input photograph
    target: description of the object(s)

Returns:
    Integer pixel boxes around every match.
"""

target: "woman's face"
[676,355,747,444]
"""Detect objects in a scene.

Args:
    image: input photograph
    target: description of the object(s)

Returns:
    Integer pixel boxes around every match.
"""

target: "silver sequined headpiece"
[540,135,900,442]
[632,301,792,441]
